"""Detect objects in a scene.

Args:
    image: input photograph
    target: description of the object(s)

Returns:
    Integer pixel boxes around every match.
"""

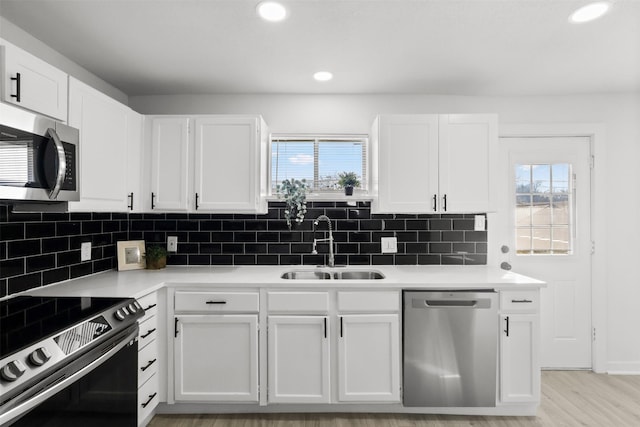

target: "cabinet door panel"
[68,78,129,211]
[439,114,497,212]
[174,315,258,402]
[500,313,540,403]
[268,316,330,403]
[194,117,258,212]
[338,314,400,402]
[150,118,190,211]
[374,115,439,213]
[2,43,68,121]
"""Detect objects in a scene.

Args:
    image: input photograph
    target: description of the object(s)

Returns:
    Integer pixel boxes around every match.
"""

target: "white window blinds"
[271,135,368,192]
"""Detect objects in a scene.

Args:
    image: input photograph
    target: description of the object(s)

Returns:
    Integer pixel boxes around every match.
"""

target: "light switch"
[474,215,486,231]
[381,237,398,253]
[81,242,91,261]
[167,236,178,253]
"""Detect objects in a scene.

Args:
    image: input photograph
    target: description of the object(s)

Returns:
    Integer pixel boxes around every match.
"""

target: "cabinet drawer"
[337,291,400,312]
[175,291,259,313]
[138,315,157,349]
[138,373,159,423]
[138,339,158,387]
[137,292,158,320]
[501,290,539,311]
[267,292,330,313]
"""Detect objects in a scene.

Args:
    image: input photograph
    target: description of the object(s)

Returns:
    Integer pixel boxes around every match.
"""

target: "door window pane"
[515,163,573,255]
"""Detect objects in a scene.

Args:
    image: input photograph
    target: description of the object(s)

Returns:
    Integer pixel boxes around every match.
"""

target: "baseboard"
[607,361,640,375]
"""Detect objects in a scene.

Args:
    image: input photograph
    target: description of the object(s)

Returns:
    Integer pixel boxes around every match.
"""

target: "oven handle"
[0,328,138,427]
[46,127,67,200]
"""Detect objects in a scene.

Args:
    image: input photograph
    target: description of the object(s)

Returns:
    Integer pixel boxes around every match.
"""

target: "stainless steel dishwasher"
[403,290,498,407]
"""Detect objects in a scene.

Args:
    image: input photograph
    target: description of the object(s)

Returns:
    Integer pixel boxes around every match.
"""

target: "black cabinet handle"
[443,194,447,212]
[141,328,156,339]
[140,358,157,372]
[504,316,510,337]
[128,192,134,210]
[323,317,327,339]
[144,303,157,311]
[511,299,533,304]
[174,318,179,338]
[151,192,156,209]
[195,193,199,210]
[340,316,343,338]
[432,194,437,212]
[11,73,21,102]
[141,393,157,408]
[206,300,226,305]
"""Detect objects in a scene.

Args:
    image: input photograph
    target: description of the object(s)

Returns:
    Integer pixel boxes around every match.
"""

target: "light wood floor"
[148,371,640,427]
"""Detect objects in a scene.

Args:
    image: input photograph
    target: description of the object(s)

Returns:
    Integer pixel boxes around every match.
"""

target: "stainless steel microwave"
[0,104,79,202]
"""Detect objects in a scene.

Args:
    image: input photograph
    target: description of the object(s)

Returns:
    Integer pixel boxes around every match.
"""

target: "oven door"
[0,325,138,427]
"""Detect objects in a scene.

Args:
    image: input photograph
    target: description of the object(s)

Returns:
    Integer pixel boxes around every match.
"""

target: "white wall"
[0,16,128,105]
[130,92,640,373]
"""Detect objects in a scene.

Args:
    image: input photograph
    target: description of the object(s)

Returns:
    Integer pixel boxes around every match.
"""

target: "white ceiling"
[1,0,639,97]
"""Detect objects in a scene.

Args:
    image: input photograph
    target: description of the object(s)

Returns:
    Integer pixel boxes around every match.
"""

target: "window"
[270,135,367,194]
[515,163,573,255]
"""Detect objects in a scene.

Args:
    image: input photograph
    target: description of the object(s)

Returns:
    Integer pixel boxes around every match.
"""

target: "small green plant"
[277,178,309,229]
[145,245,168,269]
[337,171,361,188]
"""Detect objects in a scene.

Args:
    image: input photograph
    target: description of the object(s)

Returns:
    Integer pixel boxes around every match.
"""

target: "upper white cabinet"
[371,114,497,213]
[1,41,68,121]
[68,77,142,212]
[148,115,268,213]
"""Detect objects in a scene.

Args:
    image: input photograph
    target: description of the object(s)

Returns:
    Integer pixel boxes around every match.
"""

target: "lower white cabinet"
[499,289,541,404]
[136,290,160,427]
[267,315,330,403]
[174,314,259,402]
[337,314,400,402]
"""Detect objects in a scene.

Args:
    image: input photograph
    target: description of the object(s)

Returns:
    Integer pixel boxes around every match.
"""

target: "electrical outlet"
[167,236,178,253]
[474,215,486,231]
[381,237,398,253]
[81,242,92,261]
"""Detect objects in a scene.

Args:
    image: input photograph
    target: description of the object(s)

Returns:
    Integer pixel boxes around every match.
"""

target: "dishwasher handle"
[412,298,493,309]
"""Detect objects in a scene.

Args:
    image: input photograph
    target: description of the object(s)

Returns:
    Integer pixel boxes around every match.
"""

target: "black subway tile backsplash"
[0,202,487,296]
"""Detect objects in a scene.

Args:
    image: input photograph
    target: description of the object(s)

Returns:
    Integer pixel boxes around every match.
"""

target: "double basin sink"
[281,269,385,280]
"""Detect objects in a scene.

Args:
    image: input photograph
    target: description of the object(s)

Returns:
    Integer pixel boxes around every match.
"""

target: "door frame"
[491,123,607,373]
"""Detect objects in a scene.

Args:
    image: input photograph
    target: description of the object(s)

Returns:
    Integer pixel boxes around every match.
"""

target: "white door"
[337,314,400,402]
[194,116,258,212]
[500,313,540,402]
[150,117,190,211]
[500,137,592,369]
[174,315,259,402]
[267,316,330,403]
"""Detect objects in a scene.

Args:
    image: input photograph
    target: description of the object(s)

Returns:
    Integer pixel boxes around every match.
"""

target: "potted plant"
[145,245,168,270]
[337,171,360,196]
[277,178,309,230]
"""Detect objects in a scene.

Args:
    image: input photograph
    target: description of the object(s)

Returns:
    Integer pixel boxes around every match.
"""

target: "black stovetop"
[0,296,130,359]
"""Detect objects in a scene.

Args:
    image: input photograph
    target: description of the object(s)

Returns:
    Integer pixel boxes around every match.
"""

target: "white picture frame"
[116,240,146,271]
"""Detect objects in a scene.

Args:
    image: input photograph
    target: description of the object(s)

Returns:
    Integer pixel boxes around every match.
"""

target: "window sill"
[266,193,375,203]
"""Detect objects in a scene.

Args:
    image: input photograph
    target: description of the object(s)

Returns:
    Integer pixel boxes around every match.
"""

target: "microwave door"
[44,128,66,199]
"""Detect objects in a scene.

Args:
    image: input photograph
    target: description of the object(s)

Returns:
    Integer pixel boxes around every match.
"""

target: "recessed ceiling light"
[569,2,611,23]
[257,2,287,22]
[313,71,333,82]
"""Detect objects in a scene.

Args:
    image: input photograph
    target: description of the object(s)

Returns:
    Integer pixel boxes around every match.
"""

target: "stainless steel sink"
[334,270,385,280]
[280,269,385,280]
[280,270,332,280]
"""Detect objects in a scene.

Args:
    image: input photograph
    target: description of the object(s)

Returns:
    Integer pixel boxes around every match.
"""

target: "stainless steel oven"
[0,104,79,202]
[0,296,144,427]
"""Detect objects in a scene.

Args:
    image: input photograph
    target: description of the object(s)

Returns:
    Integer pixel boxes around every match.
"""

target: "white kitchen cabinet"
[68,77,143,212]
[267,315,330,403]
[136,290,160,427]
[148,115,268,213]
[371,114,497,213]
[174,314,259,402]
[337,314,400,402]
[499,289,541,404]
[1,41,68,121]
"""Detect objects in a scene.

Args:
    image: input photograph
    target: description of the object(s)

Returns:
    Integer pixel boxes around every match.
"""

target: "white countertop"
[20,265,545,299]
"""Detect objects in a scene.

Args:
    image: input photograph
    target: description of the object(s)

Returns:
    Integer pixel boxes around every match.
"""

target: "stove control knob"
[128,303,138,313]
[29,347,52,367]
[114,309,126,321]
[1,359,26,382]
